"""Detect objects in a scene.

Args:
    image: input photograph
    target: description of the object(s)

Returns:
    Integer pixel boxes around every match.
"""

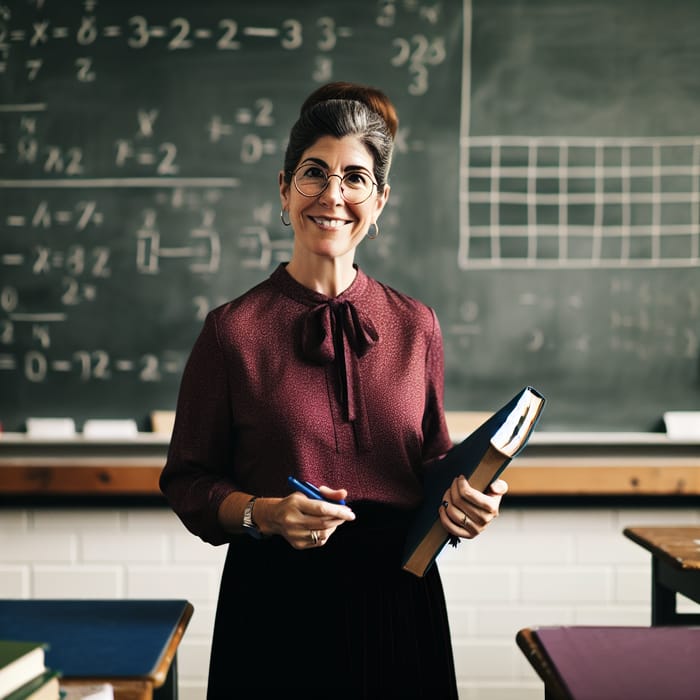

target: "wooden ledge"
[0,461,699,497]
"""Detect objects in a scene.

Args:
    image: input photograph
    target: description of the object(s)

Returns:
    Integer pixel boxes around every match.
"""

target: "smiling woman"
[159,81,508,699]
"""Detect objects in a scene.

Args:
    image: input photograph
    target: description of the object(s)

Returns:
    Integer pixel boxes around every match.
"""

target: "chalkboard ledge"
[0,429,699,498]
[445,414,700,445]
[0,432,170,445]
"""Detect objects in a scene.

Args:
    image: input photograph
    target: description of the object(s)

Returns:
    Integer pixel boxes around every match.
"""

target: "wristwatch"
[242,497,263,539]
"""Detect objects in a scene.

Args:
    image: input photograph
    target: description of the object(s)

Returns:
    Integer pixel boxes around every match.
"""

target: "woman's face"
[279,135,389,264]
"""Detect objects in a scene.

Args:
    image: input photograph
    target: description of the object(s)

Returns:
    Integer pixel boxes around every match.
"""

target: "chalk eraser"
[663,412,700,440]
[83,419,138,439]
[26,417,77,438]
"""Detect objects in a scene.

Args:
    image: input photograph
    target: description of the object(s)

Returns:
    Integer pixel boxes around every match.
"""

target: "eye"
[298,164,327,180]
[344,170,372,188]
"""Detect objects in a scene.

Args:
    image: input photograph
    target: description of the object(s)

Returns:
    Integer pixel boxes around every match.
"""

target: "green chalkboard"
[0,0,698,433]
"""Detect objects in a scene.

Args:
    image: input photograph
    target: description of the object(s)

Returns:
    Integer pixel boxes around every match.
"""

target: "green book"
[0,640,49,699]
[5,669,60,700]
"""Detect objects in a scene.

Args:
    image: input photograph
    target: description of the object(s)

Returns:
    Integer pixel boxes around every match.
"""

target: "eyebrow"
[299,157,372,174]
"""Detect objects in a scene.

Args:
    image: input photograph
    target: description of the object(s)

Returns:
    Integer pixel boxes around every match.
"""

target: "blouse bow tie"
[300,299,378,450]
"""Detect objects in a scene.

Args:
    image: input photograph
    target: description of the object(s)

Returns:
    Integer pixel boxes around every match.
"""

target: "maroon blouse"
[160,264,452,544]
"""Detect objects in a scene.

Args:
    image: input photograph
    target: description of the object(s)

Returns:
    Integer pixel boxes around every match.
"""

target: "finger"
[305,526,334,548]
[488,479,509,496]
[440,491,477,533]
[295,496,355,523]
[440,490,463,526]
[455,476,501,517]
[317,485,349,503]
[459,511,477,538]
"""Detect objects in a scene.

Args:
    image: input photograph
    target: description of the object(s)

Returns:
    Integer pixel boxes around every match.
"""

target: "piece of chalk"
[83,419,138,439]
[663,411,700,440]
[26,417,77,438]
[150,410,176,436]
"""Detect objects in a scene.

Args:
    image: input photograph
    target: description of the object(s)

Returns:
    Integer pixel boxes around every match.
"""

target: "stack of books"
[0,640,60,700]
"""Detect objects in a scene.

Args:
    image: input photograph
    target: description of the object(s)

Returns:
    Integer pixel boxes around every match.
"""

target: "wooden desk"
[517,625,700,700]
[0,599,193,700]
[623,526,700,626]
[515,627,570,700]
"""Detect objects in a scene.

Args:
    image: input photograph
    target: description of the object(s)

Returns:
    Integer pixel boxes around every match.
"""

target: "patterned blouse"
[160,263,452,544]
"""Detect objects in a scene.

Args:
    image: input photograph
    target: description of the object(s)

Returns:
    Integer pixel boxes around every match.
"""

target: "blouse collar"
[270,264,377,451]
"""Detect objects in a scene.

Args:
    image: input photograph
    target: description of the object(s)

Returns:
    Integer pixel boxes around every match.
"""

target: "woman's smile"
[309,215,351,229]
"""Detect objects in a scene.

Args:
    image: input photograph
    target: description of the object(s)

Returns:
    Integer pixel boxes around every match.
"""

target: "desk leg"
[651,557,677,625]
[153,654,178,700]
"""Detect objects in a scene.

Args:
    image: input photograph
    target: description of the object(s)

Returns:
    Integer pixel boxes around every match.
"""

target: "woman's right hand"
[255,488,355,549]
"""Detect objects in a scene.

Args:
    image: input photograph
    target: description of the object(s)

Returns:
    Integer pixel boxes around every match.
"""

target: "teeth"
[313,217,346,228]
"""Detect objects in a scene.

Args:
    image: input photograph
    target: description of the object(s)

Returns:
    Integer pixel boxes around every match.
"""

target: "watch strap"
[242,497,262,539]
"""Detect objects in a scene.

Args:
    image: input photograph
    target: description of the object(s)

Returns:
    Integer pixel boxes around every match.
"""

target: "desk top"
[0,599,193,685]
[623,526,700,571]
[518,626,700,700]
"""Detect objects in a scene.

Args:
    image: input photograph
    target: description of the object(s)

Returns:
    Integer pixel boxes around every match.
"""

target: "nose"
[319,174,344,204]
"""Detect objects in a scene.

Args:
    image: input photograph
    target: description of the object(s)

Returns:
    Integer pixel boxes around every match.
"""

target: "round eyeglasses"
[292,163,377,204]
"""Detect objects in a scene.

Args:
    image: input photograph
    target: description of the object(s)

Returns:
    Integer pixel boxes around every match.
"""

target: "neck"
[286,256,357,297]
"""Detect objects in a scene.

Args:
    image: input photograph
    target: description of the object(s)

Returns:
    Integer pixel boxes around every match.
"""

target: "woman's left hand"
[438,476,508,540]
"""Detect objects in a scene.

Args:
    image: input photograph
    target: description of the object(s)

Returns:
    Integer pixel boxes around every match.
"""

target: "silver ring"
[462,513,469,528]
[310,530,319,545]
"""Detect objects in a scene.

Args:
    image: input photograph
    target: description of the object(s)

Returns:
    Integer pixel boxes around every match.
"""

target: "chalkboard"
[0,0,698,433]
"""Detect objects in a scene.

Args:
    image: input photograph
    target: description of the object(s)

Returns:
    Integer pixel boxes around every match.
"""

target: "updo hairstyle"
[282,82,398,191]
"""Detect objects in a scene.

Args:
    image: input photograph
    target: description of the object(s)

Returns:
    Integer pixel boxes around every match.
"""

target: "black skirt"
[206,503,458,699]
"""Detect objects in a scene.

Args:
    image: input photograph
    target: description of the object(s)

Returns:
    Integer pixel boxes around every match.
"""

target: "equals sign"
[0,354,17,370]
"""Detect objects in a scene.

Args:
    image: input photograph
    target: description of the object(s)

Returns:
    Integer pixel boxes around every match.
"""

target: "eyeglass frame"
[290,163,379,205]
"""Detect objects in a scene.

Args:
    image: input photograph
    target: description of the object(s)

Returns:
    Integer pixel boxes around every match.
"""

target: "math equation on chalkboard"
[0,1,464,431]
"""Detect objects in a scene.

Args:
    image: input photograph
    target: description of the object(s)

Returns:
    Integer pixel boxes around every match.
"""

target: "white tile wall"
[1,504,698,700]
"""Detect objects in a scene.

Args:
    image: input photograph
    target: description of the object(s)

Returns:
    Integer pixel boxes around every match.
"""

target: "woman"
[160,81,507,699]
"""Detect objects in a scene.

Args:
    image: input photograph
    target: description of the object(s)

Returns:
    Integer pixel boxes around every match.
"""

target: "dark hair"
[282,82,397,190]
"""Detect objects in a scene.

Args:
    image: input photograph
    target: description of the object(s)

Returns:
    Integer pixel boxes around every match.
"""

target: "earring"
[280,209,291,226]
[367,222,379,239]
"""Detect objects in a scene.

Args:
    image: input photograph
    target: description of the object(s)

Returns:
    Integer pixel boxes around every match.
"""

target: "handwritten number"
[169,18,193,50]
[317,17,336,51]
[281,19,302,49]
[128,16,150,48]
[217,20,240,49]
[140,354,161,381]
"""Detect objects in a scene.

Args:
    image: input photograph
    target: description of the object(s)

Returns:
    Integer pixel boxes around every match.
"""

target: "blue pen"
[287,475,346,505]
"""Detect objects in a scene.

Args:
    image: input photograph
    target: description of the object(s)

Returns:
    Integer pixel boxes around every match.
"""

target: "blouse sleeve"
[159,312,238,545]
[421,308,453,465]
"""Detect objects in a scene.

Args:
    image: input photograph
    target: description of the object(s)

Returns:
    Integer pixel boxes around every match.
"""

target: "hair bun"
[299,81,398,139]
